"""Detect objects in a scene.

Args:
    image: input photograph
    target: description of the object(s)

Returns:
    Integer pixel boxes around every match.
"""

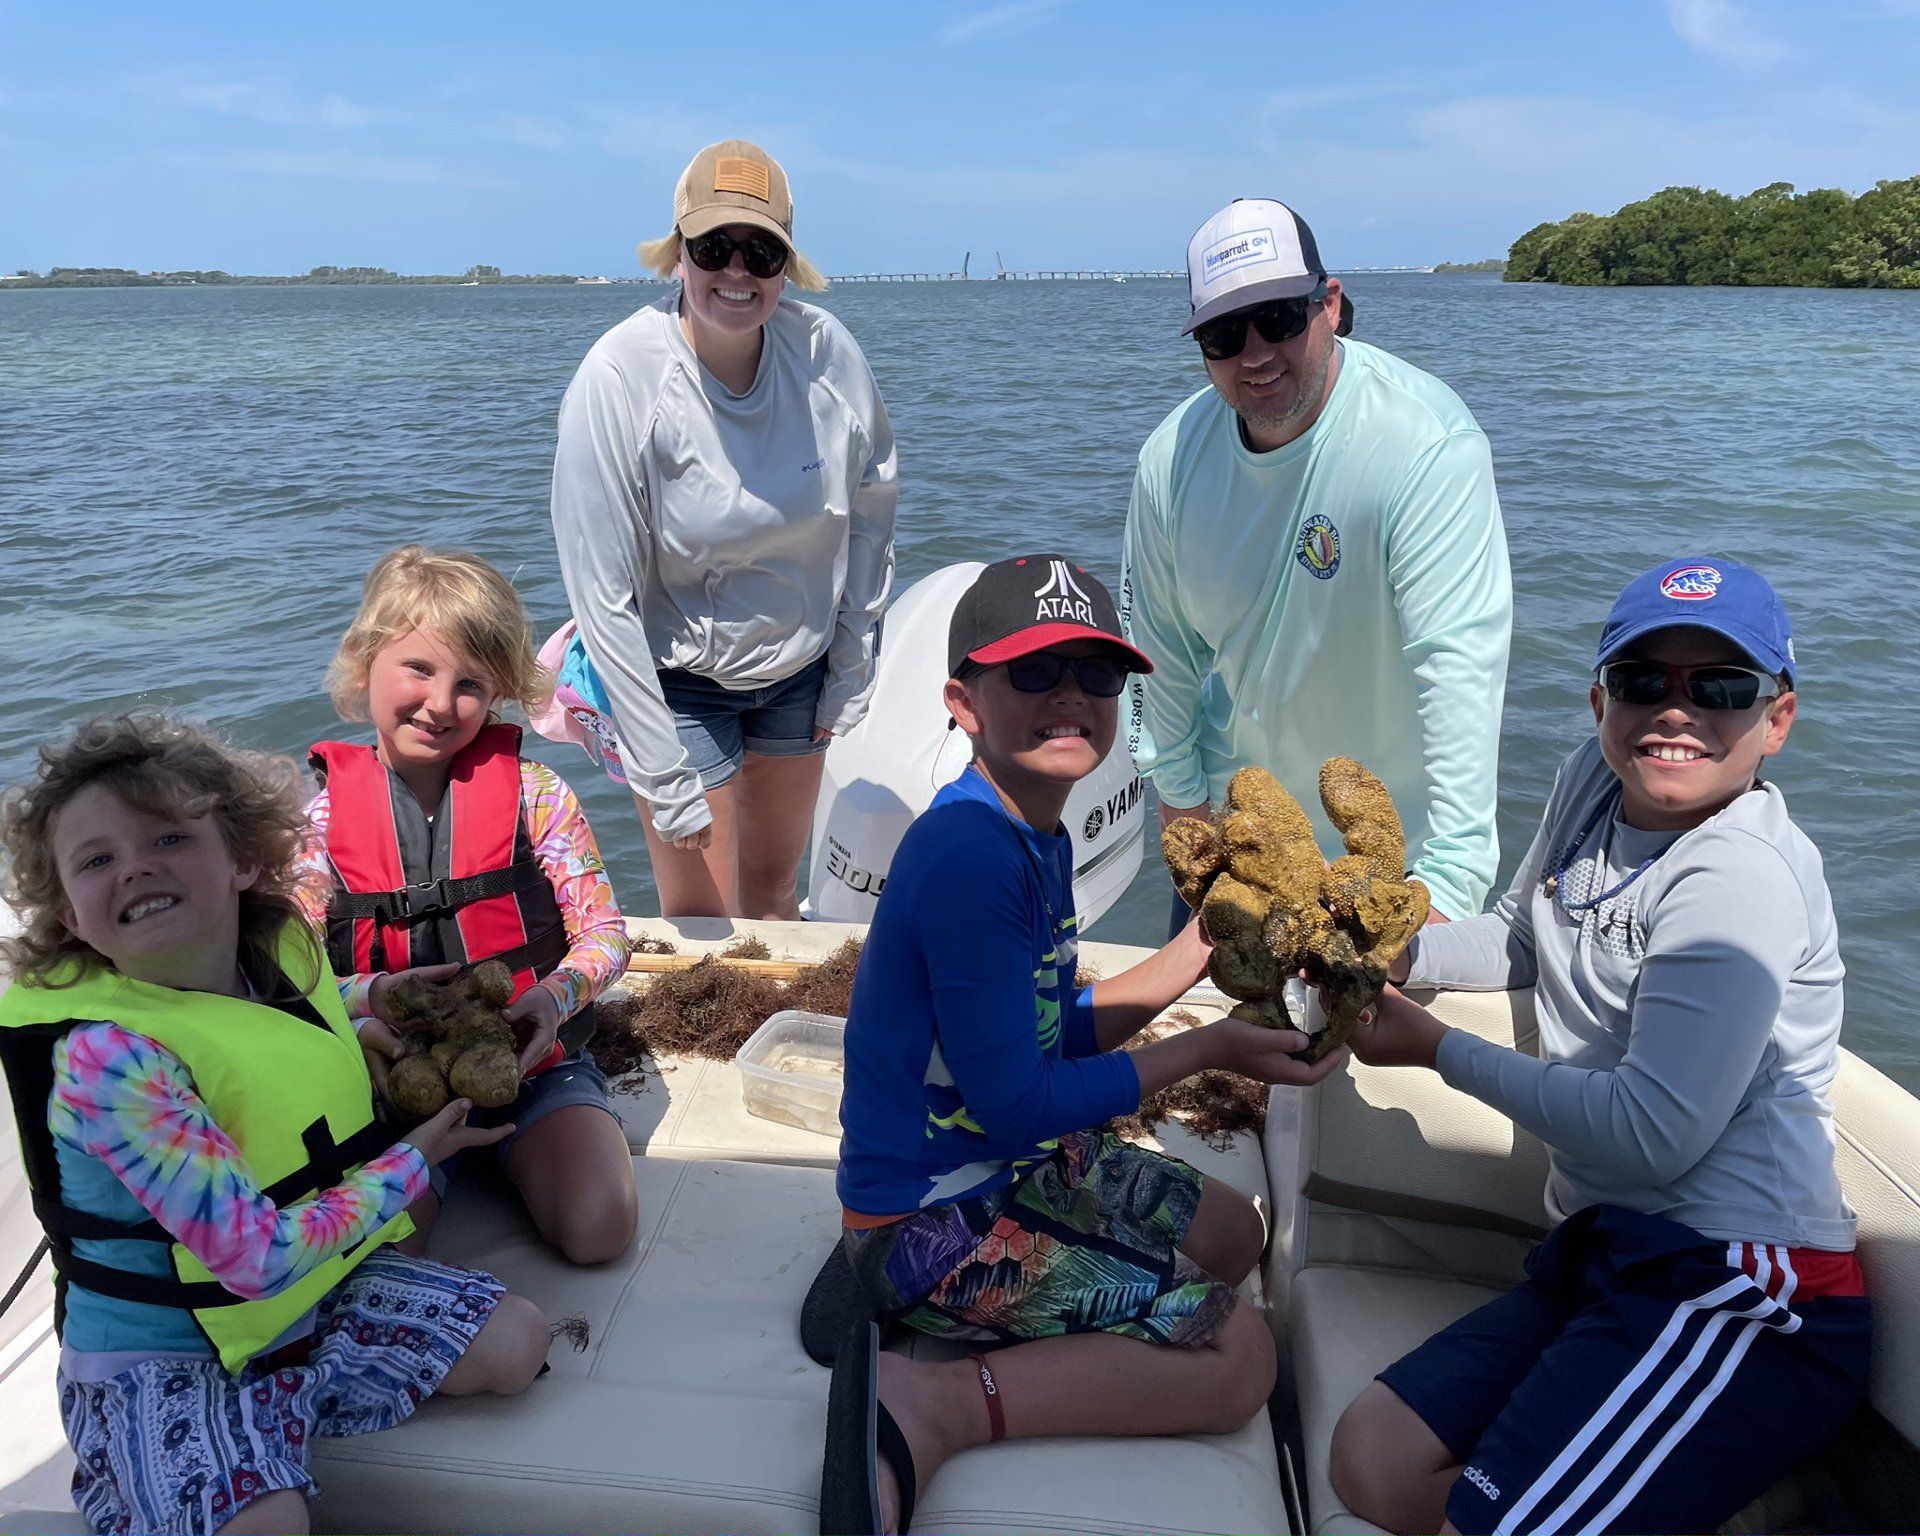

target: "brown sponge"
[1158,759,1429,1062]
[383,960,524,1116]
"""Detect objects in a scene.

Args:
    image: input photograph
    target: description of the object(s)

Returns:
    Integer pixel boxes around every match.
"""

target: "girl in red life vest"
[297,546,638,1267]
[0,713,551,1536]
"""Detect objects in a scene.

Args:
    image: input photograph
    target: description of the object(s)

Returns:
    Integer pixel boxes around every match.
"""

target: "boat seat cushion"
[310,1156,1291,1535]
[1261,990,1554,1330]
[1282,1259,1850,1536]
[1288,1263,1498,1535]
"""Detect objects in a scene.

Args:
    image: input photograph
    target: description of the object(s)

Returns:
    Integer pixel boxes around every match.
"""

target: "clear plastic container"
[735,1010,847,1137]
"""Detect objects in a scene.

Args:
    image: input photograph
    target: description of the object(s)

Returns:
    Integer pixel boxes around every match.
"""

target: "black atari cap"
[947,555,1155,678]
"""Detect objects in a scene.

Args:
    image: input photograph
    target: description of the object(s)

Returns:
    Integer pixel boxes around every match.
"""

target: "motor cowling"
[808,563,1145,927]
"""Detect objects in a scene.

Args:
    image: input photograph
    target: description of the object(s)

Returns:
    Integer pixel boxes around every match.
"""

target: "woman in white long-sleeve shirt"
[546,139,897,919]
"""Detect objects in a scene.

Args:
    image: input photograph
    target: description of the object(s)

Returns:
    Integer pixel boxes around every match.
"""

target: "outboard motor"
[809,563,1146,928]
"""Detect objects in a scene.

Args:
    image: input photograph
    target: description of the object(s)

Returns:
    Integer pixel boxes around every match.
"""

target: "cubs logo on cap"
[948,555,1155,677]
[1660,565,1722,601]
[1597,557,1796,683]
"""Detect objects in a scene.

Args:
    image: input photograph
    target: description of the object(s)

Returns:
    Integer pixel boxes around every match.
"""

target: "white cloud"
[941,0,1067,45]
[489,112,572,152]
[1666,0,1787,68]
[140,70,397,131]
[581,103,824,172]
[201,150,509,190]
[815,80,1920,268]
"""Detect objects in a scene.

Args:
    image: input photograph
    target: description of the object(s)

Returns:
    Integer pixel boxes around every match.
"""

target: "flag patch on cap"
[714,157,771,200]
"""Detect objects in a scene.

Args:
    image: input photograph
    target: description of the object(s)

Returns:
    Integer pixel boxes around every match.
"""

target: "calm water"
[3,275,1918,1087]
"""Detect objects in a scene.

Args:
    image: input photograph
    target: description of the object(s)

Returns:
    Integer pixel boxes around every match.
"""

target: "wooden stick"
[623,953,816,980]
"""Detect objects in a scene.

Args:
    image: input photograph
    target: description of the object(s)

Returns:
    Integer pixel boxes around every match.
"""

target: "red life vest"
[308,724,587,1066]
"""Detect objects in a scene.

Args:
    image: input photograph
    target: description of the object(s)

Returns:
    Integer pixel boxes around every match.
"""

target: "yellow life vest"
[0,923,414,1374]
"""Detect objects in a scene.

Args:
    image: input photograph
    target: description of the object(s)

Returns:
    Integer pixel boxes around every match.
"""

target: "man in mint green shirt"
[1122,198,1511,922]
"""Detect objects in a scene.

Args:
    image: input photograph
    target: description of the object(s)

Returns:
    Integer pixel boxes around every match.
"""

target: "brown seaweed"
[1109,1009,1271,1150]
[588,940,865,1087]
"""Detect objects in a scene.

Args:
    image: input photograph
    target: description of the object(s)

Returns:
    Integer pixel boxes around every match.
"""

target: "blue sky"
[3,0,1917,275]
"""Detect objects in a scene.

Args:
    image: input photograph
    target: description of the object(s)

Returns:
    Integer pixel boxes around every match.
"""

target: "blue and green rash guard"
[836,766,1143,1218]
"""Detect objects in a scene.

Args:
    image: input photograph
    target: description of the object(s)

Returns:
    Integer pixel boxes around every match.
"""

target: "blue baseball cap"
[1597,558,1796,684]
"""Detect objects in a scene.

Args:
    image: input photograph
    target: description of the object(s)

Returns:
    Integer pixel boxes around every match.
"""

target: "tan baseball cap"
[674,140,794,244]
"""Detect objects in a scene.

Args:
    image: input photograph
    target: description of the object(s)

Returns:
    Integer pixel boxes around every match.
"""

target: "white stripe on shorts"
[1574,1250,1800,1532]
[1492,1251,1799,1535]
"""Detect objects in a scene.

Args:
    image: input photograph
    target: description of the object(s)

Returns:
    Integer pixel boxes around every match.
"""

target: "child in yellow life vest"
[300,546,636,1266]
[0,713,552,1536]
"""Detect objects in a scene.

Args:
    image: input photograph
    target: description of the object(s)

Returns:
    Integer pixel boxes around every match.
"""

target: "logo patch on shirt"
[1660,564,1721,601]
[1296,514,1341,579]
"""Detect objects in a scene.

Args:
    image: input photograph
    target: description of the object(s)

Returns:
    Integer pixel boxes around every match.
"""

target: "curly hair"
[0,712,319,990]
[324,545,549,722]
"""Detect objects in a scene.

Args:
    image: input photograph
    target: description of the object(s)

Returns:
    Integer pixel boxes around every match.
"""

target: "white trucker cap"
[1182,197,1328,335]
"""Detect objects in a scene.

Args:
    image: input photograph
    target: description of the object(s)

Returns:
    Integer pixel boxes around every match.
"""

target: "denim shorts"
[428,1048,617,1198]
[658,653,831,789]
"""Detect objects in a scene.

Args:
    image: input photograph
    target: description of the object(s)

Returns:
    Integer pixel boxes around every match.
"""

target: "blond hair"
[637,229,829,293]
[325,546,548,720]
[0,713,320,990]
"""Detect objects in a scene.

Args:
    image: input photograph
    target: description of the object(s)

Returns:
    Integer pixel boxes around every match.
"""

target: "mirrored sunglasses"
[1598,659,1781,712]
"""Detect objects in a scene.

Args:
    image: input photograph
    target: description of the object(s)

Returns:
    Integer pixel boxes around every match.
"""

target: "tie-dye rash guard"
[297,757,629,1022]
[50,1021,427,1304]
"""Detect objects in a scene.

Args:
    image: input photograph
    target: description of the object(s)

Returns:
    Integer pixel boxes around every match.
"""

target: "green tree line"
[1505,176,1920,288]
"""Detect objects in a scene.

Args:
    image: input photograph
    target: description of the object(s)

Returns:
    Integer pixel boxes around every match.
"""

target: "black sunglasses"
[1000,652,1129,698]
[960,652,1130,698]
[1599,660,1781,712]
[684,228,790,280]
[1193,287,1327,361]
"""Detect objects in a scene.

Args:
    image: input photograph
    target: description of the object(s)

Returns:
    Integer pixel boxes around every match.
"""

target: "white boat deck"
[5,915,1919,1533]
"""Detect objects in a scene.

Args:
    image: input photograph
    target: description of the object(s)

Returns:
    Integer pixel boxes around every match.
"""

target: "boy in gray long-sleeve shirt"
[1329,559,1871,1536]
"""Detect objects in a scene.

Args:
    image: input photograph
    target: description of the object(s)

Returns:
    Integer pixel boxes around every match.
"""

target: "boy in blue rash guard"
[823,554,1345,1536]
[1327,559,1870,1536]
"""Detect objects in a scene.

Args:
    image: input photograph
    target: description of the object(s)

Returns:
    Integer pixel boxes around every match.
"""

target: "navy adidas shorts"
[1379,1205,1870,1536]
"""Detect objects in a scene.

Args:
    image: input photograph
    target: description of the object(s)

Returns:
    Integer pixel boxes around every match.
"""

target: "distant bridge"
[831,269,1185,283]
[830,272,968,283]
[828,264,1432,283]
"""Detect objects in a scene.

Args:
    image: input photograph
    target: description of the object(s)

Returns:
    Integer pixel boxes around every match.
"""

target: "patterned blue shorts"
[843,1130,1235,1348]
[58,1247,504,1535]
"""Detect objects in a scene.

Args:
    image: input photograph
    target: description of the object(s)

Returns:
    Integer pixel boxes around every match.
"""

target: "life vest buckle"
[385,877,454,924]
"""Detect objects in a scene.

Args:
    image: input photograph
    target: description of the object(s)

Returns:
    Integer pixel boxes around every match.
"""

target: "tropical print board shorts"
[59,1247,504,1536]
[843,1129,1235,1348]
